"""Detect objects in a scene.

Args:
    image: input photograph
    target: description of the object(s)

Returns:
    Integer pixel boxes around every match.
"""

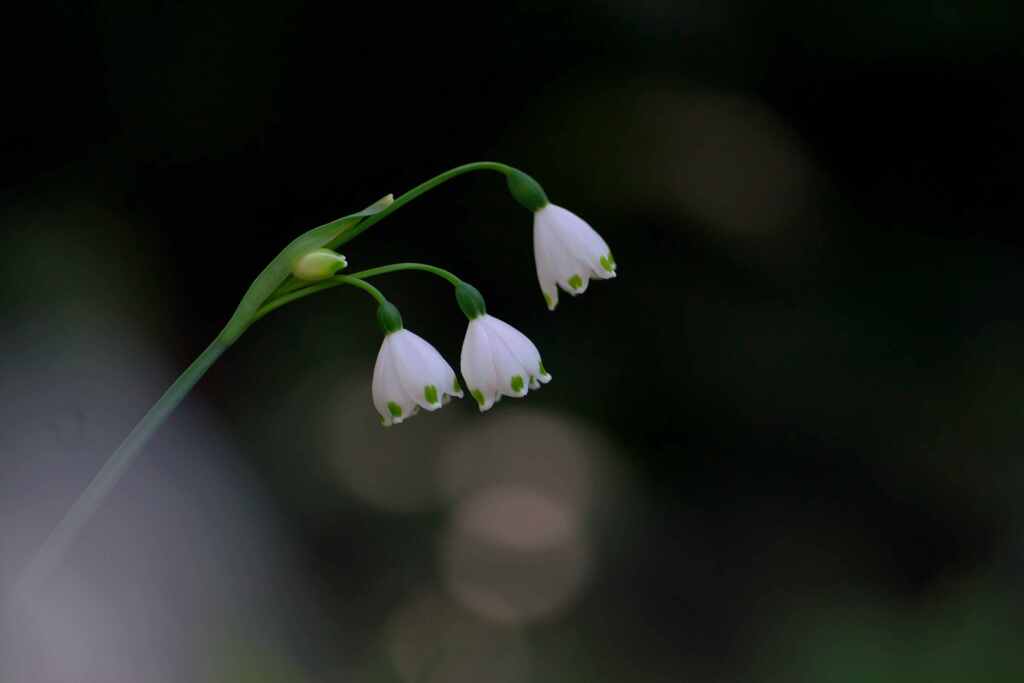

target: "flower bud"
[292,249,348,281]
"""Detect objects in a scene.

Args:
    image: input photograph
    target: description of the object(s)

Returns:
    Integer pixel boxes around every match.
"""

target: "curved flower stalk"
[16,160,616,602]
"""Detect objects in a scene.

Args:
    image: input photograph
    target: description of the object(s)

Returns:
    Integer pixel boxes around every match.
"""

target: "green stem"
[253,274,389,323]
[254,264,462,323]
[13,336,231,600]
[268,162,514,300]
[349,263,462,286]
[333,274,389,305]
[329,161,517,250]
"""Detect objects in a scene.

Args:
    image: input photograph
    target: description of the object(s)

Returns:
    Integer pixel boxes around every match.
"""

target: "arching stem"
[329,161,517,250]
[254,264,463,323]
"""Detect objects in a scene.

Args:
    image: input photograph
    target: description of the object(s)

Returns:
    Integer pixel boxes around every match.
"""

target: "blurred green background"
[2,1,1024,681]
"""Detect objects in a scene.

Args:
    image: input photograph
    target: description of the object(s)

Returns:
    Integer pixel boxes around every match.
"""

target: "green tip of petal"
[453,378,463,394]
[568,274,583,290]
[539,360,548,376]
[600,254,616,273]
[511,375,524,393]
[387,401,403,417]
[424,385,439,405]
[543,291,555,310]
[471,389,485,406]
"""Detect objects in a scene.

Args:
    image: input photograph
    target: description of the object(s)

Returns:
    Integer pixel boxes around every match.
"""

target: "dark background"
[3,1,1024,681]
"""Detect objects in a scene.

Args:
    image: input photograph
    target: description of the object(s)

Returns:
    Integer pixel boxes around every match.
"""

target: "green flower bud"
[376,301,404,334]
[455,282,487,320]
[292,249,348,281]
[506,169,549,212]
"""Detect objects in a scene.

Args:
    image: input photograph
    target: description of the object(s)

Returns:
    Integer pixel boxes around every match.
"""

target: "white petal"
[387,329,458,411]
[537,209,584,280]
[480,315,551,385]
[404,332,463,400]
[460,318,500,411]
[371,339,392,422]
[372,335,419,426]
[549,204,612,269]
[478,317,532,398]
[532,214,561,310]
[536,214,588,296]
[535,204,616,297]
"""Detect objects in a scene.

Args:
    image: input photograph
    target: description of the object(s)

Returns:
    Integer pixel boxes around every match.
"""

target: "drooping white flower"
[372,329,463,426]
[533,203,616,311]
[460,314,551,412]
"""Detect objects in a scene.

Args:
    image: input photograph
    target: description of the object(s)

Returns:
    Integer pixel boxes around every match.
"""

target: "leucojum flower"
[506,169,617,310]
[19,162,618,598]
[456,282,551,411]
[372,302,463,426]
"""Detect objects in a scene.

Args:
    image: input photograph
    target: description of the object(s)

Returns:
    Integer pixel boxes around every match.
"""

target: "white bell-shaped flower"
[460,314,551,411]
[533,203,616,310]
[372,329,463,426]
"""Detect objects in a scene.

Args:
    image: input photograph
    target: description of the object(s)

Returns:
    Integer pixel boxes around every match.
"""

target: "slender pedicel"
[253,264,463,322]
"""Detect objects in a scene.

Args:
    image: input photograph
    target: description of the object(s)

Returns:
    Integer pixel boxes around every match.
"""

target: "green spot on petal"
[568,274,583,290]
[471,389,485,406]
[387,401,402,417]
[600,254,615,272]
[539,361,549,376]
[511,375,524,392]
[424,384,438,404]
[453,378,462,394]
[543,292,553,308]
